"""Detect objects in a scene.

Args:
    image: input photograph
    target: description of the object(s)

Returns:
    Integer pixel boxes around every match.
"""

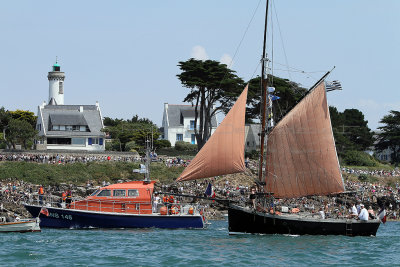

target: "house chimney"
[79,106,83,112]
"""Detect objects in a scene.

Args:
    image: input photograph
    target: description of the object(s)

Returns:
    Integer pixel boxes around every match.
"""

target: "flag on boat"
[378,208,386,224]
[325,80,342,91]
[40,207,49,217]
[205,182,214,197]
[269,95,280,101]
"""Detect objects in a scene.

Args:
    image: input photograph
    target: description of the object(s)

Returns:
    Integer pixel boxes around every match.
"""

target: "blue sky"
[0,0,398,130]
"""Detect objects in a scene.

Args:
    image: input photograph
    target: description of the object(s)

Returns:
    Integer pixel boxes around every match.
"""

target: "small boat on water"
[24,181,205,229]
[0,218,41,233]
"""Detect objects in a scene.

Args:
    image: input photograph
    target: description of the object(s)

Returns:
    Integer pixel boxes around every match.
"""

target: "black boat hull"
[228,205,380,236]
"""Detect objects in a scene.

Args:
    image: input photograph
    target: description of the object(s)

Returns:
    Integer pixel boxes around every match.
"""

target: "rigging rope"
[218,0,263,88]
[272,0,291,82]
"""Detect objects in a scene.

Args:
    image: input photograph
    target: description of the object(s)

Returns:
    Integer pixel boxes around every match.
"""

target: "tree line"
[0,108,37,149]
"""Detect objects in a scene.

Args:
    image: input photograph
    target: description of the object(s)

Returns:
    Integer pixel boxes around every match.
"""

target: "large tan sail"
[265,82,344,198]
[176,86,248,182]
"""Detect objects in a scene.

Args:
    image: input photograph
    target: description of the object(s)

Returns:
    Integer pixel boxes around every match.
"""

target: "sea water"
[0,220,399,266]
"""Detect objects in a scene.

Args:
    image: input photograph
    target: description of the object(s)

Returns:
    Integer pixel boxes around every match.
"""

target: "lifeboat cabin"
[72,181,155,214]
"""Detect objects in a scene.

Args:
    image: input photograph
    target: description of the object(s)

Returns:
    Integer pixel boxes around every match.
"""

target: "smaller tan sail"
[176,86,248,182]
[265,82,344,198]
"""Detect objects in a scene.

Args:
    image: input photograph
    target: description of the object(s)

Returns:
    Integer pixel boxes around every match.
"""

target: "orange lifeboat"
[72,181,156,214]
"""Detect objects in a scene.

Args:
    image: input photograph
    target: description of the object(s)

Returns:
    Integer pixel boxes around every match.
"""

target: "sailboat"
[176,0,381,236]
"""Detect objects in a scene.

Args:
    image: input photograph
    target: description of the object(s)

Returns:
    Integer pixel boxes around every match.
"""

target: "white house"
[35,62,105,151]
[162,104,218,146]
[244,124,261,152]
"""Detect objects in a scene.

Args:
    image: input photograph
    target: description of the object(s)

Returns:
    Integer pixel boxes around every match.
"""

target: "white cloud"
[358,99,400,111]
[357,99,380,110]
[191,45,208,61]
[219,53,233,67]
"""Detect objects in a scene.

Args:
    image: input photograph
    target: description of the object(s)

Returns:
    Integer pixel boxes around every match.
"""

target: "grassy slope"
[1,160,398,187]
[0,161,183,186]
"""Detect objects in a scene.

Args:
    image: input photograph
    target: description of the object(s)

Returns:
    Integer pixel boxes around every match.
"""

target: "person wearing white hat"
[358,204,369,221]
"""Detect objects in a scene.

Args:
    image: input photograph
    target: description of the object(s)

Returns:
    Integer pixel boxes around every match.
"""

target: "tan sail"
[265,82,344,198]
[176,86,248,182]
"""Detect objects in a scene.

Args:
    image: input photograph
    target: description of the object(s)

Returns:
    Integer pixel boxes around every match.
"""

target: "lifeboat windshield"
[97,189,111,197]
[90,189,100,196]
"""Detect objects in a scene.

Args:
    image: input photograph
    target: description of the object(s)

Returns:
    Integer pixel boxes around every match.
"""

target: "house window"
[180,113,184,125]
[176,134,183,141]
[191,134,195,144]
[37,124,41,131]
[88,138,102,145]
[93,138,98,145]
[47,138,71,145]
[247,141,250,146]
[72,138,85,145]
[190,120,195,130]
[65,125,73,131]
[60,125,66,131]
[52,125,60,131]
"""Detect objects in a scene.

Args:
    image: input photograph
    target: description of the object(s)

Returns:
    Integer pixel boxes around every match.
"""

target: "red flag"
[40,207,49,217]
[378,208,386,224]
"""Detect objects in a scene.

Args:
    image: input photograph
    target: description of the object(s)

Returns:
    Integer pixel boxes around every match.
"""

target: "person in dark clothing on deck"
[249,187,257,209]
[66,190,72,208]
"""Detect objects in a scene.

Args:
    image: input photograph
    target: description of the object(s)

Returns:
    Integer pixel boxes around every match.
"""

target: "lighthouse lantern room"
[47,60,65,105]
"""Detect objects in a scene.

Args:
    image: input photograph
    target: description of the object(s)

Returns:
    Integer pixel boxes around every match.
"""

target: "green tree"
[5,119,38,149]
[376,110,400,165]
[154,139,171,149]
[0,132,5,149]
[244,76,307,123]
[330,108,374,153]
[9,109,37,128]
[177,58,244,149]
[103,116,160,152]
[103,117,123,127]
[342,109,374,151]
[128,114,153,124]
[0,107,11,131]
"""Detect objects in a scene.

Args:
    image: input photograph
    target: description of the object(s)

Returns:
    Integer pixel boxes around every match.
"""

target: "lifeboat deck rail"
[25,195,204,216]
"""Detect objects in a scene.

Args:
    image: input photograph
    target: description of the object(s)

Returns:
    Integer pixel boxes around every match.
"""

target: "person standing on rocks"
[38,185,45,205]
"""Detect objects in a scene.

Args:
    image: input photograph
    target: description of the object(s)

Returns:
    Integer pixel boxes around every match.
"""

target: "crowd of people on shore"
[342,167,400,177]
[0,152,191,168]
[163,157,191,168]
[0,153,140,164]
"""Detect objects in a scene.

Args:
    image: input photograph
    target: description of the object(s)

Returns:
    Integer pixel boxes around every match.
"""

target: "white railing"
[26,195,202,216]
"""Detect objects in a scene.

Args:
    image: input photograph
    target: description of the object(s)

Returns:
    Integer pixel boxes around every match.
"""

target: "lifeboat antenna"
[144,139,151,183]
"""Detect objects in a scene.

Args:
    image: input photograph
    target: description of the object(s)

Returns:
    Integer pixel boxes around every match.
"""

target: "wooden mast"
[258,0,270,182]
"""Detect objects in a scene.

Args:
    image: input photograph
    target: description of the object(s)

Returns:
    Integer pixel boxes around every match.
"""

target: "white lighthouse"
[47,61,65,105]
